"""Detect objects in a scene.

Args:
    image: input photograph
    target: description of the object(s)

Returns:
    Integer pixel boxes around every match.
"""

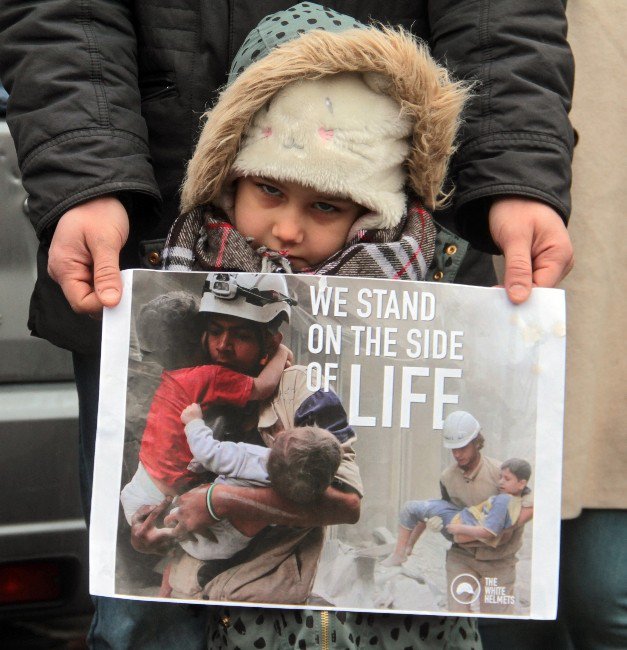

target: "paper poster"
[91,270,565,619]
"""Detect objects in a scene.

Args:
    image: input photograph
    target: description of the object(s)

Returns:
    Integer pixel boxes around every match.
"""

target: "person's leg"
[406,521,427,553]
[445,547,475,613]
[73,351,101,523]
[559,509,627,649]
[478,618,571,650]
[479,509,627,649]
[90,598,209,650]
[73,352,209,650]
[477,551,571,649]
[383,500,431,566]
[381,525,414,566]
[476,557,516,616]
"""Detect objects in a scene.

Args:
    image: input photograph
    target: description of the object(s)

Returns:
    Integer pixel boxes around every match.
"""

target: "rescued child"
[179,402,341,559]
[152,405,342,598]
[161,1,478,646]
[383,459,533,567]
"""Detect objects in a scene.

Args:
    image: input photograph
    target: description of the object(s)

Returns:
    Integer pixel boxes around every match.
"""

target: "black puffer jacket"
[0,1,574,354]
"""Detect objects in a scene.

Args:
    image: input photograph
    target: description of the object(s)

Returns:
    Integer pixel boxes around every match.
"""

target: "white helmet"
[199,273,295,325]
[442,411,481,449]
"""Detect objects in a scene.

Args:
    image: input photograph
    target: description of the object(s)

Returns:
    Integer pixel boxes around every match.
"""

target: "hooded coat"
[0,0,574,354]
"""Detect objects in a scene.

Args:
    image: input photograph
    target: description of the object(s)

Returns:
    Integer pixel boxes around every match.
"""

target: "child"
[179,402,341,559]
[163,9,468,281]
[383,459,533,566]
[120,322,292,542]
[162,2,478,647]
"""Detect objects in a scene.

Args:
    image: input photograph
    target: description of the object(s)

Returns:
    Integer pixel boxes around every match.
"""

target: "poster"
[91,269,565,619]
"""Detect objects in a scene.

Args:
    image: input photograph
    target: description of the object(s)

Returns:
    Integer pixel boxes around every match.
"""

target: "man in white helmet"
[130,273,362,603]
[439,411,533,614]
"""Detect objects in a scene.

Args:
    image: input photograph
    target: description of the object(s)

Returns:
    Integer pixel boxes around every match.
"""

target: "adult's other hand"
[47,195,129,314]
[489,197,574,304]
[164,485,213,536]
[130,499,176,555]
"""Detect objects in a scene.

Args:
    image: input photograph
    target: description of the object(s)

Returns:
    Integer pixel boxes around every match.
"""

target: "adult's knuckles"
[505,254,532,278]
[93,264,121,285]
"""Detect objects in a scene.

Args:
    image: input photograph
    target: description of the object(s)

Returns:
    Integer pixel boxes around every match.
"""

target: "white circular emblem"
[450,573,481,605]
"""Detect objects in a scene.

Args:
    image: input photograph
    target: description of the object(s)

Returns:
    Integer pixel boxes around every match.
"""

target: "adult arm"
[166,482,361,537]
[447,522,495,541]
[452,500,533,545]
[429,0,575,301]
[516,505,534,526]
[47,196,130,313]
[0,1,160,312]
[250,344,291,400]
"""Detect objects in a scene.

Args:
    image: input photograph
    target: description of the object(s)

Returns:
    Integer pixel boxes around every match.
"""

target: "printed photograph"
[92,270,565,618]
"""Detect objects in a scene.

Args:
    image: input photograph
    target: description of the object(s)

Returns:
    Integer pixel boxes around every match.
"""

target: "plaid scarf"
[162,197,436,281]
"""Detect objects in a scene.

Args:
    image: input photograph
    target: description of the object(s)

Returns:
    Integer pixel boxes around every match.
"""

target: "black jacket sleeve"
[0,0,160,239]
[428,0,575,250]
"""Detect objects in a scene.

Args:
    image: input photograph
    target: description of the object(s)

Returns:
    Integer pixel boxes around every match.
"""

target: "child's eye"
[313,202,338,213]
[257,183,283,197]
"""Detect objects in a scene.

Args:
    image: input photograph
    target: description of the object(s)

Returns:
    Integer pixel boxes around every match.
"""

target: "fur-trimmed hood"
[181,26,468,214]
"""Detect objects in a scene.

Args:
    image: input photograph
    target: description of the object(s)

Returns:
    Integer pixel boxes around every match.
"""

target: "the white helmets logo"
[450,573,481,605]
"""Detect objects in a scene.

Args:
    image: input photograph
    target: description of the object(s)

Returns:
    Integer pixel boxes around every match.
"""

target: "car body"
[0,111,91,618]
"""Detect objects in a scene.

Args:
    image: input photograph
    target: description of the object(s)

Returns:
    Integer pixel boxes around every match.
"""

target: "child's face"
[233,176,366,271]
[498,467,527,496]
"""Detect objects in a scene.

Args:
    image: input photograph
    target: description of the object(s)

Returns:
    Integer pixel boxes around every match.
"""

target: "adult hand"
[164,485,214,536]
[47,195,129,315]
[489,197,574,304]
[130,499,177,555]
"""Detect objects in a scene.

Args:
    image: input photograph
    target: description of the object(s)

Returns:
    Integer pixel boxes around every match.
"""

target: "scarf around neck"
[162,197,436,281]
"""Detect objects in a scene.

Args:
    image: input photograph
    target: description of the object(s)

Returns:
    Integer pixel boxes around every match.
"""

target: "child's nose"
[271,210,305,245]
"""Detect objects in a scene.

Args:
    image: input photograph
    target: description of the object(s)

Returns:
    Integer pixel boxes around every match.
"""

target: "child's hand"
[181,403,202,425]
[279,344,294,368]
[264,331,283,358]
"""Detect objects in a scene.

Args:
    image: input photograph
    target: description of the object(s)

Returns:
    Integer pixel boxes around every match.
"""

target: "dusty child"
[383,458,533,567]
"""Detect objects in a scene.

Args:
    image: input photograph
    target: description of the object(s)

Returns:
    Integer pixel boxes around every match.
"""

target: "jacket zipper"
[320,610,330,650]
